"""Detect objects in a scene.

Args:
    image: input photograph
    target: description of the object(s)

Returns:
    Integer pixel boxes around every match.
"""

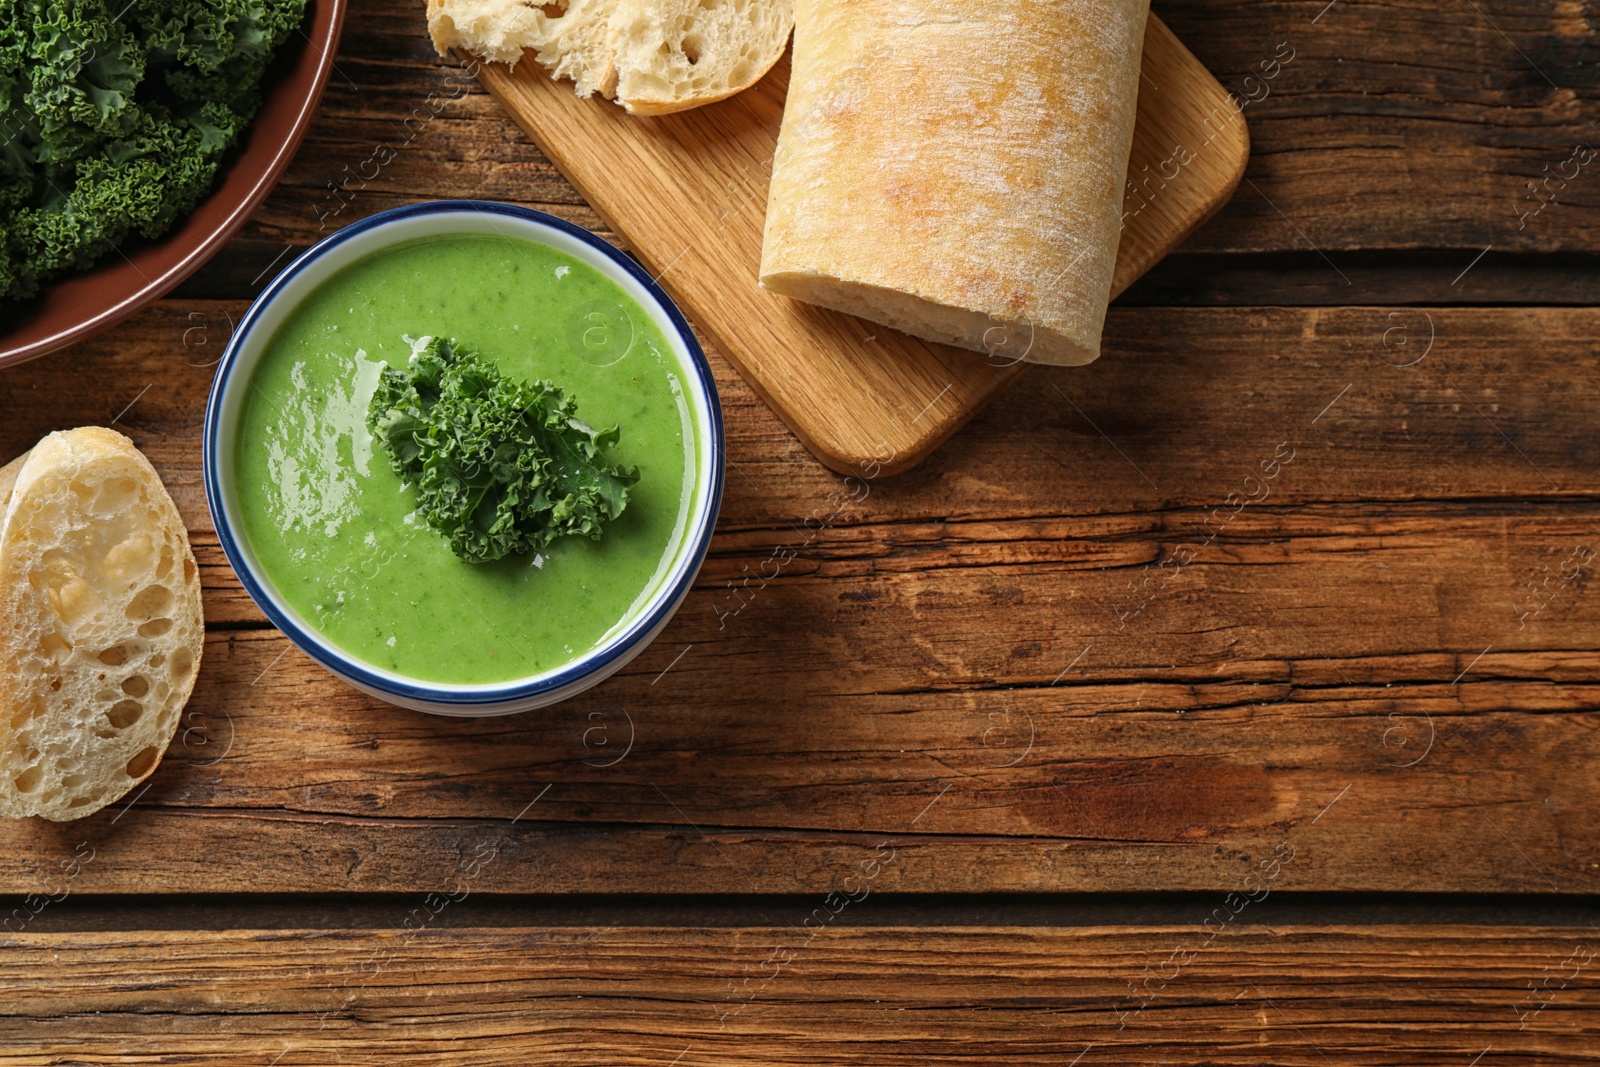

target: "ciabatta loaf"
[760,0,1150,366]
[427,0,794,115]
[0,428,204,822]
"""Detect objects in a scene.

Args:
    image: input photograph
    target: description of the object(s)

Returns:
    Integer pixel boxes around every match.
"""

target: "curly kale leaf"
[9,103,234,296]
[0,0,307,303]
[134,0,306,117]
[367,337,640,564]
[21,0,145,171]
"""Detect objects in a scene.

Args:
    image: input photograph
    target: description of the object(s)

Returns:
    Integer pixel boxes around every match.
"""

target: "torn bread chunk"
[426,0,794,115]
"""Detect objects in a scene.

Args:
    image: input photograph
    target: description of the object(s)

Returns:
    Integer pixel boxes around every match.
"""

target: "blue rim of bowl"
[203,200,725,707]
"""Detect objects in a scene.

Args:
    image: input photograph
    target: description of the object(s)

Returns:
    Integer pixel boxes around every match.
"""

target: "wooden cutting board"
[475,17,1248,477]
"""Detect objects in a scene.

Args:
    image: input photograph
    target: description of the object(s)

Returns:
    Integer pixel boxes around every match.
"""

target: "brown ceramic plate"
[0,0,347,368]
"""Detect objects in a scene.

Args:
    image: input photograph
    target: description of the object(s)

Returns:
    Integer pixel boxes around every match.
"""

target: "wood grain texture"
[226,0,1600,270]
[5,1,1598,1056]
[1158,0,1600,255]
[1118,251,1600,307]
[2,926,1597,1063]
[35,302,1600,537]
[1,303,1598,894]
[470,18,1247,476]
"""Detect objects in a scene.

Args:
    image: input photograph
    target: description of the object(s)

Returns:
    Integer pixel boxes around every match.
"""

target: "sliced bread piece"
[426,0,794,115]
[0,451,26,512]
[0,428,204,822]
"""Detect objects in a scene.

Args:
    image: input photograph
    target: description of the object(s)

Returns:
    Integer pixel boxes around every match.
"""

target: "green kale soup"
[234,234,699,685]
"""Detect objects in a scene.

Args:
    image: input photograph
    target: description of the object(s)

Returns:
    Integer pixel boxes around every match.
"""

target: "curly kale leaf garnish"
[367,336,640,564]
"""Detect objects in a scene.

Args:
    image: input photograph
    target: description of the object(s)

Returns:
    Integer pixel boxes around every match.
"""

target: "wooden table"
[4,0,1599,1061]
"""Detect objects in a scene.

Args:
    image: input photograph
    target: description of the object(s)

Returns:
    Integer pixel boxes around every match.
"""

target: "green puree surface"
[235,234,697,685]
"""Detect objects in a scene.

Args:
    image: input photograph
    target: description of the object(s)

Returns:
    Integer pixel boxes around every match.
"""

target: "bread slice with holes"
[426,0,794,115]
[0,428,204,821]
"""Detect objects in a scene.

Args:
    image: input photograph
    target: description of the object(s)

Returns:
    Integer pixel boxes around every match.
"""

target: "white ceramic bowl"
[204,201,724,715]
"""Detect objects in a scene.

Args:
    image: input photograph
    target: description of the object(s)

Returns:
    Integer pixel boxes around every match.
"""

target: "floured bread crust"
[759,0,1151,366]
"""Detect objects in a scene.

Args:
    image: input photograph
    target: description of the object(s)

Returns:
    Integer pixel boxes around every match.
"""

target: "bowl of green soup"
[204,201,724,715]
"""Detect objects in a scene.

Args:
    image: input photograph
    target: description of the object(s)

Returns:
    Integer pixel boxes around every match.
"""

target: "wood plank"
[1,629,1597,893]
[19,302,1600,537]
[3,303,1599,894]
[1,926,1596,1063]
[230,0,1600,273]
[1157,0,1600,255]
